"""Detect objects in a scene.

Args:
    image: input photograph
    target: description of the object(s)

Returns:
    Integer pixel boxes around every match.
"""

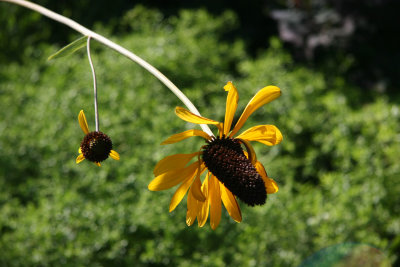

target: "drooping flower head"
[148,82,282,229]
[76,110,120,166]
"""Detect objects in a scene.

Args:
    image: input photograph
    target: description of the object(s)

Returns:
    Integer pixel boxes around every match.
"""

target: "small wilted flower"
[148,81,282,229]
[76,110,120,166]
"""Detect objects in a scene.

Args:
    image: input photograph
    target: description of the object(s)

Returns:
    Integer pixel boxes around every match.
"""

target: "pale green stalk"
[86,37,99,132]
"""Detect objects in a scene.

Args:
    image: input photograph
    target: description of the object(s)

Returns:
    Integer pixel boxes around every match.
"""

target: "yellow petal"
[161,129,210,145]
[238,138,257,165]
[230,86,281,137]
[197,177,209,227]
[109,150,120,161]
[169,173,194,212]
[78,110,90,134]
[154,152,200,176]
[191,164,206,202]
[220,183,242,222]
[217,122,224,138]
[95,162,101,167]
[175,107,220,125]
[186,187,199,226]
[209,174,222,230]
[223,81,239,135]
[255,161,279,194]
[265,178,279,194]
[255,160,268,178]
[78,147,82,154]
[148,161,198,191]
[76,154,85,164]
[236,125,283,146]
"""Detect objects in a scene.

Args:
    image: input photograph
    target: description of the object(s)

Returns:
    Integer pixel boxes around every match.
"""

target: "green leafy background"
[0,4,398,267]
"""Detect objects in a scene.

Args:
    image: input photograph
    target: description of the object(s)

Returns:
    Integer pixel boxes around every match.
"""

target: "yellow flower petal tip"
[223,81,235,91]
[161,129,210,145]
[76,154,85,164]
[175,107,220,125]
[147,184,156,191]
[78,110,90,135]
[237,125,283,146]
[266,178,279,194]
[109,150,120,161]
[153,152,199,176]
[149,162,199,191]
[275,127,283,144]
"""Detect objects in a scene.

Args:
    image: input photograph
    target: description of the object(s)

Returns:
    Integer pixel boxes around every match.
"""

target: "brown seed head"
[80,131,112,163]
[202,136,266,206]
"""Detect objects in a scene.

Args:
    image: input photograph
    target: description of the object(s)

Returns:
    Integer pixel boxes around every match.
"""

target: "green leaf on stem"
[48,36,88,60]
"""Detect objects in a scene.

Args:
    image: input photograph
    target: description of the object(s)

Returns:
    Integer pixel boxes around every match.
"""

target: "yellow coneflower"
[76,110,120,167]
[148,81,282,229]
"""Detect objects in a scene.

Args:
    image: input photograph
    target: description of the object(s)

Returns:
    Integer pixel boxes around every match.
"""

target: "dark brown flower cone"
[80,131,113,162]
[202,136,266,206]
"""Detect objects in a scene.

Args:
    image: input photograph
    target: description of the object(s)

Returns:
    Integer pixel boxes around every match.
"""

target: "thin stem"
[1,0,214,137]
[87,37,99,132]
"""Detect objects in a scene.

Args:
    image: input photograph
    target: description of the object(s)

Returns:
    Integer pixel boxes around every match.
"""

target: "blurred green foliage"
[0,5,399,267]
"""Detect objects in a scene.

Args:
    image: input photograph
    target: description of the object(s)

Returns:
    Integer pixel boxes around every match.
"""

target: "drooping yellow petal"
[154,152,200,176]
[265,178,279,194]
[191,164,206,202]
[78,110,90,134]
[223,81,239,135]
[148,161,198,191]
[109,150,120,161]
[175,107,220,125]
[238,138,257,165]
[236,125,283,146]
[76,154,85,164]
[186,187,199,226]
[220,183,242,222]
[230,85,281,137]
[161,129,211,145]
[209,174,222,230]
[95,162,101,167]
[255,161,279,194]
[255,160,268,178]
[197,177,209,227]
[169,173,195,212]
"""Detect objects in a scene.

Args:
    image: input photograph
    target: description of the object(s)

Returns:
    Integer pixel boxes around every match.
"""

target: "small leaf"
[48,36,88,60]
